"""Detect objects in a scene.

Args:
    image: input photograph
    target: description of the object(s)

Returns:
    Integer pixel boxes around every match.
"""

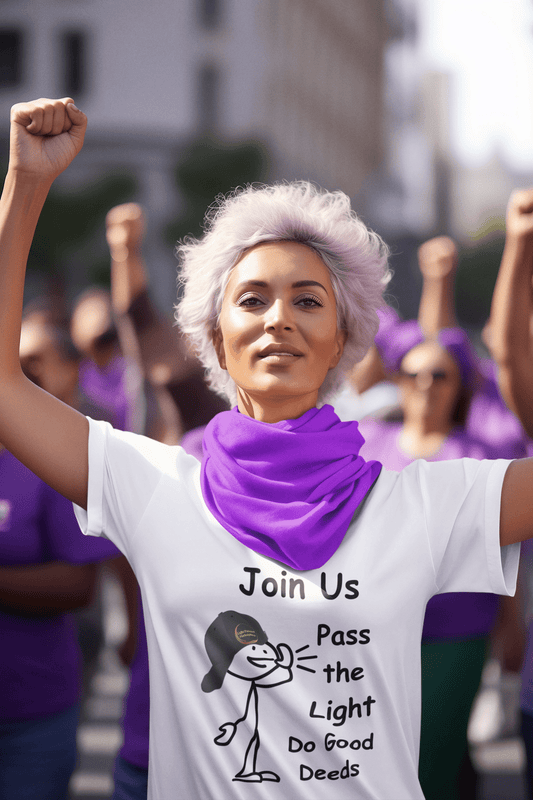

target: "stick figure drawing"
[201,610,294,783]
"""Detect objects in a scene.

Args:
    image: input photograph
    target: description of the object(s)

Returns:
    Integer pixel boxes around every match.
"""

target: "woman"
[357,330,526,800]
[0,97,531,799]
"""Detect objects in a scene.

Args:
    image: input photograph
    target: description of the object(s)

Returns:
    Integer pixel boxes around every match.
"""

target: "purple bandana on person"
[200,404,382,571]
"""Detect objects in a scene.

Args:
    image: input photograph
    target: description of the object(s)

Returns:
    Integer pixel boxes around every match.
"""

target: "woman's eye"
[238,295,263,307]
[297,295,323,308]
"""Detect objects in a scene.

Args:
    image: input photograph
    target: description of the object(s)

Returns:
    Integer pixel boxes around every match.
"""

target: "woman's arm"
[108,202,228,432]
[346,346,387,394]
[501,458,533,546]
[0,561,97,615]
[0,98,89,507]
[417,235,458,336]
[488,189,533,435]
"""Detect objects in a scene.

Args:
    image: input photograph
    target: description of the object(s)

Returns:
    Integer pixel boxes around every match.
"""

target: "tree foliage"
[165,137,269,247]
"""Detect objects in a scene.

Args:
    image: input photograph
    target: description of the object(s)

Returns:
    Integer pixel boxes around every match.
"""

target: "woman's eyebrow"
[234,279,329,294]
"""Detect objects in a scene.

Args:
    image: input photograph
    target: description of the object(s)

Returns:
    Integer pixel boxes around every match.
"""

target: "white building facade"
[0,0,390,308]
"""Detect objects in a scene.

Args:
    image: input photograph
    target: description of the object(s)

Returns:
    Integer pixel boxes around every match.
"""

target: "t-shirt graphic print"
[202,609,294,783]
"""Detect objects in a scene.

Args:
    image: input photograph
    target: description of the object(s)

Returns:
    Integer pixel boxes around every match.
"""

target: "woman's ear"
[212,327,227,370]
[329,328,348,370]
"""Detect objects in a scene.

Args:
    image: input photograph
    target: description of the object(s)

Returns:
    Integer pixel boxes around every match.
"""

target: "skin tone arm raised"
[417,236,458,336]
[0,98,89,508]
[486,189,533,546]
[107,202,227,433]
[488,189,533,434]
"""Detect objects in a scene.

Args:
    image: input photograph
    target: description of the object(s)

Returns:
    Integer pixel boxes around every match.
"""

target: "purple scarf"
[200,405,382,570]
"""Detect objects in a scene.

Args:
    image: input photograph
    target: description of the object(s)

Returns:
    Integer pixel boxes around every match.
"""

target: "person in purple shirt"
[357,329,526,800]
[103,202,227,800]
[70,287,143,433]
[0,318,118,800]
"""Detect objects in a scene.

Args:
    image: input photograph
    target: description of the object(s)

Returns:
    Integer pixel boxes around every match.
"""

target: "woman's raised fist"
[9,97,87,183]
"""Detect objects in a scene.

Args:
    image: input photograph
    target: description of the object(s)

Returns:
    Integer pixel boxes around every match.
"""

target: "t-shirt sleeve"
[42,481,119,564]
[414,457,519,596]
[73,417,179,558]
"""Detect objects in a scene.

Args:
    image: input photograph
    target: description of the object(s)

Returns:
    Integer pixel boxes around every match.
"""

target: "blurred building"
[0,0,390,310]
[366,0,434,238]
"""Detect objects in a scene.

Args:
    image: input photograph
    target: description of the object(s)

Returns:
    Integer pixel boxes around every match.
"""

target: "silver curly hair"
[175,181,391,406]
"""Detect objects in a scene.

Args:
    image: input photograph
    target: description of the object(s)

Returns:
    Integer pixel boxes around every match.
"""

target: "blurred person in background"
[0,315,118,800]
[107,202,228,435]
[70,286,144,434]
[20,313,125,697]
[332,304,400,422]
[104,202,227,800]
[349,235,528,800]
[357,329,526,800]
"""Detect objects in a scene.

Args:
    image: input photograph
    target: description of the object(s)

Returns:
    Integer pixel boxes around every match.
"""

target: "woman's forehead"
[226,241,332,290]
[401,341,458,374]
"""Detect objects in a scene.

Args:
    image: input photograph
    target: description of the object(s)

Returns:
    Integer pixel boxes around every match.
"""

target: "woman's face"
[399,341,461,428]
[213,241,346,422]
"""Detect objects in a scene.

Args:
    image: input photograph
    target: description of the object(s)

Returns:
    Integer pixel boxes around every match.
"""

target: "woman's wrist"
[502,230,533,270]
[4,166,53,198]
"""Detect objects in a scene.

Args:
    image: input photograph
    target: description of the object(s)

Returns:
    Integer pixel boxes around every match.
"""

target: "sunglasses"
[400,370,450,381]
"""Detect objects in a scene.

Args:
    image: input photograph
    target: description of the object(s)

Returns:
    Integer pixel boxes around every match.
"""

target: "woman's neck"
[399,417,454,459]
[236,389,318,423]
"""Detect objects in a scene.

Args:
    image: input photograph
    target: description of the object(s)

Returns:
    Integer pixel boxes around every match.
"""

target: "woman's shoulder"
[370,452,504,499]
[86,417,201,481]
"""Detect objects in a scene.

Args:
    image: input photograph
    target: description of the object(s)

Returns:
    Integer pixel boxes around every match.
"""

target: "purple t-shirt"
[0,449,118,721]
[79,356,132,431]
[120,597,149,769]
[467,359,528,453]
[358,419,526,642]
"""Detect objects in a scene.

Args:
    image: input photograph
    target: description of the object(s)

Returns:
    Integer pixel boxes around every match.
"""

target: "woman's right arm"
[0,98,90,507]
[416,235,458,337]
[488,189,533,436]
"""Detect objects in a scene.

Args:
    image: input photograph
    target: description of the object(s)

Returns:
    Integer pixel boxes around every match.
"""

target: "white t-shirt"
[75,418,519,800]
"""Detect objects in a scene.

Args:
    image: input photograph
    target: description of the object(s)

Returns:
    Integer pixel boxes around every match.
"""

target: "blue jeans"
[112,755,148,800]
[0,703,79,800]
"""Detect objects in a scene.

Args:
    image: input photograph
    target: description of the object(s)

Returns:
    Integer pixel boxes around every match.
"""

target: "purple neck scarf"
[200,404,382,571]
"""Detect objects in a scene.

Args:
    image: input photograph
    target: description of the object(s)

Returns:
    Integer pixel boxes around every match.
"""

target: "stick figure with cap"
[202,610,294,783]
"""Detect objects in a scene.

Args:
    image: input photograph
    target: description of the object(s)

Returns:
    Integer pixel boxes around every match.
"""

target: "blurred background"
[1,0,533,335]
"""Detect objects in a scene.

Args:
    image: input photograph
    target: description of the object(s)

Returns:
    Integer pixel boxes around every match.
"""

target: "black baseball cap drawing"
[201,610,268,693]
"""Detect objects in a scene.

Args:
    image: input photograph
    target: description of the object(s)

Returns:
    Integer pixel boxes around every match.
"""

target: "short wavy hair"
[175,181,390,406]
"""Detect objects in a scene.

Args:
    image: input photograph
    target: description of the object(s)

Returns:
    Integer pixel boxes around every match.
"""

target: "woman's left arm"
[501,458,533,546]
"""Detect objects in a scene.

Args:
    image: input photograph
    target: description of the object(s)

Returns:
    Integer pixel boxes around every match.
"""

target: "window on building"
[197,62,219,131]
[60,30,88,96]
[198,0,222,30]
[0,29,23,88]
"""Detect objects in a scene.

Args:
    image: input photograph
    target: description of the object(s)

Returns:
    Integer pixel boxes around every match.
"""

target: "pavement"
[69,570,129,800]
[68,572,531,799]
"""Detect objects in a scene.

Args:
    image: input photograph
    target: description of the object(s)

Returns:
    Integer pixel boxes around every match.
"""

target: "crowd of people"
[3,97,533,800]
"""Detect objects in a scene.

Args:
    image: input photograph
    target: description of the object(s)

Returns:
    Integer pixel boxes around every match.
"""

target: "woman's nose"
[415,371,433,391]
[264,299,295,331]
